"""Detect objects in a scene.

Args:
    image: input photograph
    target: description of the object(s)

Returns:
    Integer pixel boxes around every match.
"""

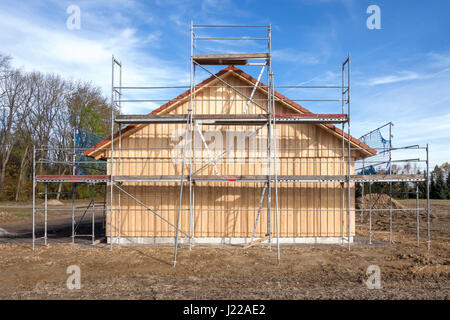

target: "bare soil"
[0,199,448,300]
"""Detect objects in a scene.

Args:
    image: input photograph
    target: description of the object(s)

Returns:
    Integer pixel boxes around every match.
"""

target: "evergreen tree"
[431,166,447,199]
[447,173,450,199]
[417,169,427,199]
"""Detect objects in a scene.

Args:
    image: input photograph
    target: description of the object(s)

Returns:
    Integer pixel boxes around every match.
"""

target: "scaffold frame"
[31,22,432,266]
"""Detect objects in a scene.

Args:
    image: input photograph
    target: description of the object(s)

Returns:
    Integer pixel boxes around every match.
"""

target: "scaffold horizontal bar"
[115,113,348,125]
[192,53,269,65]
[113,174,425,183]
[195,37,269,41]
[193,25,270,28]
[113,85,345,89]
[36,175,110,183]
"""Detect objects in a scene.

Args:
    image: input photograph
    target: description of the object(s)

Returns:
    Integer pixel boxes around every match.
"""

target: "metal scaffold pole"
[267,24,272,250]
[189,20,194,251]
[426,144,430,250]
[32,146,36,250]
[360,181,365,227]
[72,183,76,245]
[118,59,122,247]
[341,58,346,246]
[389,122,393,244]
[369,182,372,244]
[191,59,196,249]
[72,127,76,245]
[271,72,280,264]
[118,124,122,246]
[92,183,96,245]
[44,183,48,246]
[109,55,122,248]
[346,55,351,250]
[110,55,115,250]
[174,21,196,266]
[416,183,420,247]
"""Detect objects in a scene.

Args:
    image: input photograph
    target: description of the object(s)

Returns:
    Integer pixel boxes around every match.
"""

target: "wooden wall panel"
[106,72,357,239]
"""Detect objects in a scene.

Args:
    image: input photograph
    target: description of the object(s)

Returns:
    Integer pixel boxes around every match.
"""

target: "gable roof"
[85,65,376,158]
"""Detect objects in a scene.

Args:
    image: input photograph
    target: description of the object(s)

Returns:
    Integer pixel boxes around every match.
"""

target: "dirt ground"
[0,199,448,300]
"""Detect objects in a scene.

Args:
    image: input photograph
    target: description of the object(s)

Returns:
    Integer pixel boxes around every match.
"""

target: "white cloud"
[427,52,450,68]
[363,71,420,86]
[0,6,189,114]
[272,49,321,65]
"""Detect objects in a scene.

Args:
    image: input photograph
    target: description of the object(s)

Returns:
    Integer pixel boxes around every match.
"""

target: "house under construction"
[32,24,431,266]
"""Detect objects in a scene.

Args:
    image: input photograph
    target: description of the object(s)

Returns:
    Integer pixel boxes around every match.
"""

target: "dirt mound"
[356,194,436,220]
[0,211,14,223]
[356,194,405,211]
[46,199,64,206]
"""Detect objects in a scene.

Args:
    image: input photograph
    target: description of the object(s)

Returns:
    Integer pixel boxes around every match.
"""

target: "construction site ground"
[0,199,448,300]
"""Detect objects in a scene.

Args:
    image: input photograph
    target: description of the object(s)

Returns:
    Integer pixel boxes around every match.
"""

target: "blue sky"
[0,0,449,167]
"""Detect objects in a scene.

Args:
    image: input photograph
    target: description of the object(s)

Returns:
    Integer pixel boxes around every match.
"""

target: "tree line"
[0,53,115,201]
[430,163,450,199]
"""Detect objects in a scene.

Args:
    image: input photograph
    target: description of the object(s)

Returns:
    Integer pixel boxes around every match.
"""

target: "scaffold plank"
[192,53,269,65]
[36,175,110,183]
[113,174,424,183]
[115,113,348,125]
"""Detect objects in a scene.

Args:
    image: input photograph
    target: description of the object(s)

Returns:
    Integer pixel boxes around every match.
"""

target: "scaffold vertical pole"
[118,123,122,247]
[44,183,48,246]
[341,181,344,245]
[72,183,75,245]
[92,183,96,245]
[360,182,364,225]
[346,54,351,250]
[426,144,430,250]
[189,60,197,245]
[267,24,272,250]
[361,158,365,225]
[32,146,36,251]
[189,20,195,251]
[116,59,122,247]
[341,58,345,246]
[271,73,280,264]
[389,123,393,244]
[416,183,420,247]
[73,127,76,175]
[369,182,372,244]
[110,55,115,250]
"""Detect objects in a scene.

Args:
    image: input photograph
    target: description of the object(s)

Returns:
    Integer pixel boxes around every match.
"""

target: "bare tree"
[28,72,67,178]
[0,67,32,197]
[0,53,113,200]
[14,75,35,201]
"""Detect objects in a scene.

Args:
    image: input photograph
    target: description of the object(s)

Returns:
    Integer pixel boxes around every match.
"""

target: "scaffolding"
[32,23,431,265]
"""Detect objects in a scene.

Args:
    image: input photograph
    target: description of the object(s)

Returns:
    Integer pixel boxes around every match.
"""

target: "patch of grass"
[13,213,32,217]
